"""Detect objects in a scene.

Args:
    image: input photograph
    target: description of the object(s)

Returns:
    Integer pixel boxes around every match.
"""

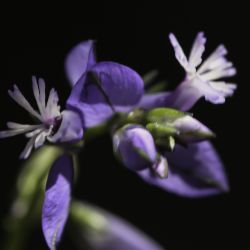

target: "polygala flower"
[166,32,237,110]
[0,76,83,159]
[0,32,237,249]
[139,32,237,111]
[0,40,145,250]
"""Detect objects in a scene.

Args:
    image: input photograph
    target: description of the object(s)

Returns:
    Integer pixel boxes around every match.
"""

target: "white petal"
[200,67,236,81]
[32,76,47,118]
[8,85,42,121]
[38,78,46,109]
[189,32,206,68]
[25,128,44,138]
[7,122,41,130]
[169,33,195,73]
[209,81,237,96]
[19,136,37,159]
[45,89,60,119]
[0,124,43,138]
[197,45,228,74]
[189,77,226,104]
[34,131,47,148]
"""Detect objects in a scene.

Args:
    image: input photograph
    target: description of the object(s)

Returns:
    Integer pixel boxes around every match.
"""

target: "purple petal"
[138,92,171,110]
[67,62,144,127]
[173,115,214,143]
[138,141,229,197]
[113,125,157,171]
[48,110,84,143]
[164,79,204,111]
[65,40,96,86]
[42,155,73,249]
[152,156,168,178]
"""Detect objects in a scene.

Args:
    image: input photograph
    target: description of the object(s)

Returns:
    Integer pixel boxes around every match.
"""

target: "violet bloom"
[113,125,168,178]
[132,33,236,198]
[42,42,144,249]
[65,40,144,128]
[0,77,83,159]
[0,40,145,249]
[71,201,164,250]
[139,32,237,111]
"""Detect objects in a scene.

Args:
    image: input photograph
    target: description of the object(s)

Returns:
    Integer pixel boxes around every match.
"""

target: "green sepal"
[178,130,216,142]
[155,136,176,151]
[3,146,64,250]
[146,123,177,151]
[143,69,159,86]
[146,107,189,124]
[146,122,179,137]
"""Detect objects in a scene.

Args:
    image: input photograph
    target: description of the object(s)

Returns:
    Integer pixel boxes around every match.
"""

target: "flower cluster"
[0,33,236,249]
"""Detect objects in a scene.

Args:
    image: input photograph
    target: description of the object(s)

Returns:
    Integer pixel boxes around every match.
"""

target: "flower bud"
[146,108,214,147]
[113,125,157,171]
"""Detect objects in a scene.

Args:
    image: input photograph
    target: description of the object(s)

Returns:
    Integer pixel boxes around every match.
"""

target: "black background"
[0,3,248,250]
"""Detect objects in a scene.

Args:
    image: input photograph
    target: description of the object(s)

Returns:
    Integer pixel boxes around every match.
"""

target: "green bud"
[146,123,179,137]
[146,108,188,124]
[146,123,178,150]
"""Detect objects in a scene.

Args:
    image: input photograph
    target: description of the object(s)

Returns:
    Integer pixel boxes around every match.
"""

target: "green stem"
[69,200,107,233]
[2,146,64,250]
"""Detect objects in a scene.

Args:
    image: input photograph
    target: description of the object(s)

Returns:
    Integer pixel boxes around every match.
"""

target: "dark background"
[0,3,248,250]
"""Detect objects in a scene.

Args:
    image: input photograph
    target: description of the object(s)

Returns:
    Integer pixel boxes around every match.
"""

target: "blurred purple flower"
[139,32,237,111]
[65,40,144,128]
[113,125,168,178]
[72,201,164,250]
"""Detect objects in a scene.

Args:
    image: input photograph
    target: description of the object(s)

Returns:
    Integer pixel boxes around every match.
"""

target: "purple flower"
[0,77,83,159]
[113,125,168,178]
[0,40,144,250]
[65,40,144,127]
[71,201,164,250]
[138,141,229,197]
[139,32,237,111]
[42,154,73,249]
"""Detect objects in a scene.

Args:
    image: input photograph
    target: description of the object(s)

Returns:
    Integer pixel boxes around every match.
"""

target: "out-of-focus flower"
[113,125,168,178]
[0,77,83,159]
[70,201,165,250]
[65,40,144,128]
[139,32,237,111]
